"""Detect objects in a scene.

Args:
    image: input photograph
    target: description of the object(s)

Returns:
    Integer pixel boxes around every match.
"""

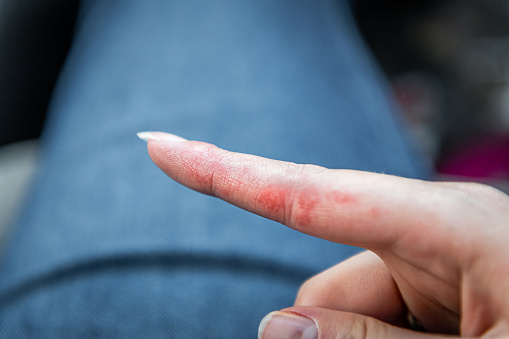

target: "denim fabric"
[0,0,429,337]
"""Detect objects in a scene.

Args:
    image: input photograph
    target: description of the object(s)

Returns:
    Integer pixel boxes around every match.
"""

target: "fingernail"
[137,131,188,143]
[258,311,318,339]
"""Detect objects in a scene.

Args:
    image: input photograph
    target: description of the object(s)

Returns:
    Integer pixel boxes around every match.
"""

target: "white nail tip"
[137,132,160,142]
[136,131,187,143]
[258,312,276,339]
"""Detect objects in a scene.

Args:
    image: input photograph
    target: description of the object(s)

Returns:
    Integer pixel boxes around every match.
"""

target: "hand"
[140,132,509,338]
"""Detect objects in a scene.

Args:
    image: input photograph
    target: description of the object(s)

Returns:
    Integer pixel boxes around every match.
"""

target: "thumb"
[258,307,447,339]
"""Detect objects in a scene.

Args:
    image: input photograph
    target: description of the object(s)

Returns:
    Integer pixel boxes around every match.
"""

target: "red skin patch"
[255,186,361,227]
[328,191,357,205]
[256,185,287,222]
[256,186,322,226]
[295,187,320,227]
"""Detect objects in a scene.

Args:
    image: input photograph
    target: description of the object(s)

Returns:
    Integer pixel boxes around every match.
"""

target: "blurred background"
[353,0,509,190]
[1,0,508,239]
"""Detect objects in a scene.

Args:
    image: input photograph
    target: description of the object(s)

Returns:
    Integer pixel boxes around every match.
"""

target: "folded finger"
[259,307,448,339]
[295,251,405,324]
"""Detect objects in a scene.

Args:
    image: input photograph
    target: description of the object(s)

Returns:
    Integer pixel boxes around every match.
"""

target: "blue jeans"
[0,0,429,337]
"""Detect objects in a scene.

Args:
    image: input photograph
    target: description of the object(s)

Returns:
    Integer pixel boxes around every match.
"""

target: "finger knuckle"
[284,163,327,228]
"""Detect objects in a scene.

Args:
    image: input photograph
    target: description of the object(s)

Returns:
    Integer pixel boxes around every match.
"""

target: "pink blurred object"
[438,135,509,180]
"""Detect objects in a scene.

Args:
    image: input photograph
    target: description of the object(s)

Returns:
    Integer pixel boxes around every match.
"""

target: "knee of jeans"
[0,264,302,338]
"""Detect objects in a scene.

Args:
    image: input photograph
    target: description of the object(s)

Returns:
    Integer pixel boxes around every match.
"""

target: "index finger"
[141,132,440,250]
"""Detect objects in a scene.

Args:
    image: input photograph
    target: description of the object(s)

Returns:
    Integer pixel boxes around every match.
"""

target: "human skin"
[139,131,509,338]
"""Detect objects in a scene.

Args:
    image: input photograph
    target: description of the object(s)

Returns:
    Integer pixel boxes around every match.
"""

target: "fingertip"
[139,131,191,172]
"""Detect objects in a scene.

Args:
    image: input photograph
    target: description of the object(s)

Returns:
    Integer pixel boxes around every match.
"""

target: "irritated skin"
[145,134,509,338]
[148,139,398,246]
